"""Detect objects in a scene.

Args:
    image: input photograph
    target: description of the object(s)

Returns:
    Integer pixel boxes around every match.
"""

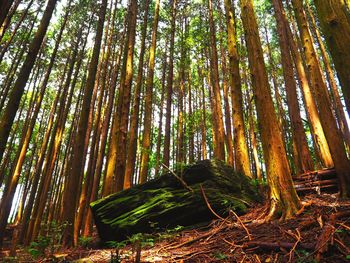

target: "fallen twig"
[287,229,301,263]
[244,241,314,251]
[161,163,193,192]
[230,210,252,241]
[200,184,225,221]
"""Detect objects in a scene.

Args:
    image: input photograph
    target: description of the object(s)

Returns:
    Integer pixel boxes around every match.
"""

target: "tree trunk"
[292,0,350,197]
[0,0,57,166]
[240,0,301,219]
[124,0,150,188]
[60,0,107,247]
[272,0,314,174]
[163,0,177,168]
[139,0,160,184]
[224,0,252,177]
[313,0,350,114]
[207,0,225,161]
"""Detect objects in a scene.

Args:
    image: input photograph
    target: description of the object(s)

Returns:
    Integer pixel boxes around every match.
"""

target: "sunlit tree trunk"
[314,0,350,114]
[60,0,107,247]
[292,0,350,197]
[154,43,168,177]
[224,0,252,176]
[104,0,137,195]
[240,0,301,219]
[124,0,149,188]
[0,0,58,245]
[139,0,160,184]
[163,0,177,168]
[306,2,350,150]
[272,0,314,174]
[207,0,225,160]
[0,0,21,42]
[0,0,57,172]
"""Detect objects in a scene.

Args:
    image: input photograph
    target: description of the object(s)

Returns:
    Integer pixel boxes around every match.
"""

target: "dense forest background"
[0,0,350,252]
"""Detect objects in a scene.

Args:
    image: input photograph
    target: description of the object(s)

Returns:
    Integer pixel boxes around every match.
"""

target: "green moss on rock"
[91,160,260,241]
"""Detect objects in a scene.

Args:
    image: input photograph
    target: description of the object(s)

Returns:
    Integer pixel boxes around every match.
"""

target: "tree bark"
[314,0,350,114]
[240,0,301,219]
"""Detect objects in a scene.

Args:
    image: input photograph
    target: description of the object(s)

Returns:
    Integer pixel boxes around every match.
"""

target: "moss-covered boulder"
[91,160,260,242]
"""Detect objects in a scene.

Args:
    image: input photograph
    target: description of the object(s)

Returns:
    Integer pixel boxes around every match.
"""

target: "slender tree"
[61,0,108,247]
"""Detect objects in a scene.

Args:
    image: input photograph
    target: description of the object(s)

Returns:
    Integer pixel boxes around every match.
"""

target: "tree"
[240,0,301,219]
[313,0,350,114]
[0,0,58,168]
[0,0,58,245]
[224,0,252,177]
[292,0,350,197]
[60,0,108,247]
[139,0,161,184]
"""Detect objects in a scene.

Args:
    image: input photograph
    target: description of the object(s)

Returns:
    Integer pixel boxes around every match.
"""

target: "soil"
[1,193,350,262]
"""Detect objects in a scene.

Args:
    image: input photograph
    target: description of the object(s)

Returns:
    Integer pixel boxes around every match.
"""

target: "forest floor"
[1,193,350,262]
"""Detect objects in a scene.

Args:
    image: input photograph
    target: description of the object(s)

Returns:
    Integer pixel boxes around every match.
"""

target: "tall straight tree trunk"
[240,0,301,219]
[0,0,57,165]
[163,0,177,168]
[292,0,350,197]
[1,2,70,239]
[313,0,350,114]
[282,3,333,169]
[218,9,234,166]
[207,0,225,160]
[306,2,350,149]
[124,0,150,188]
[103,0,137,195]
[61,0,107,247]
[224,0,252,177]
[272,0,314,174]
[154,43,168,177]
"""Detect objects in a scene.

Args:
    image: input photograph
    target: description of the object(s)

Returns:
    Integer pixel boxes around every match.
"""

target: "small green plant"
[106,240,127,249]
[28,235,50,258]
[78,236,93,248]
[2,256,17,263]
[214,252,228,260]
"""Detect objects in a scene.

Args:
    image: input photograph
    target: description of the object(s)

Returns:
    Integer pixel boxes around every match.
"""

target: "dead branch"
[200,184,225,221]
[161,163,193,192]
[230,210,252,241]
[244,241,314,251]
[287,229,301,263]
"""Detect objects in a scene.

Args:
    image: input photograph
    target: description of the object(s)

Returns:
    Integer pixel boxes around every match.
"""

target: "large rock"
[91,160,260,241]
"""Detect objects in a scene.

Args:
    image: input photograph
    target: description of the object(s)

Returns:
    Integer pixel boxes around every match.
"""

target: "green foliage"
[28,236,50,258]
[213,252,228,260]
[78,236,93,248]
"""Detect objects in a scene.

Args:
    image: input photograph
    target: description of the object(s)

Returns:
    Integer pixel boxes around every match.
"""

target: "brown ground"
[1,193,350,262]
